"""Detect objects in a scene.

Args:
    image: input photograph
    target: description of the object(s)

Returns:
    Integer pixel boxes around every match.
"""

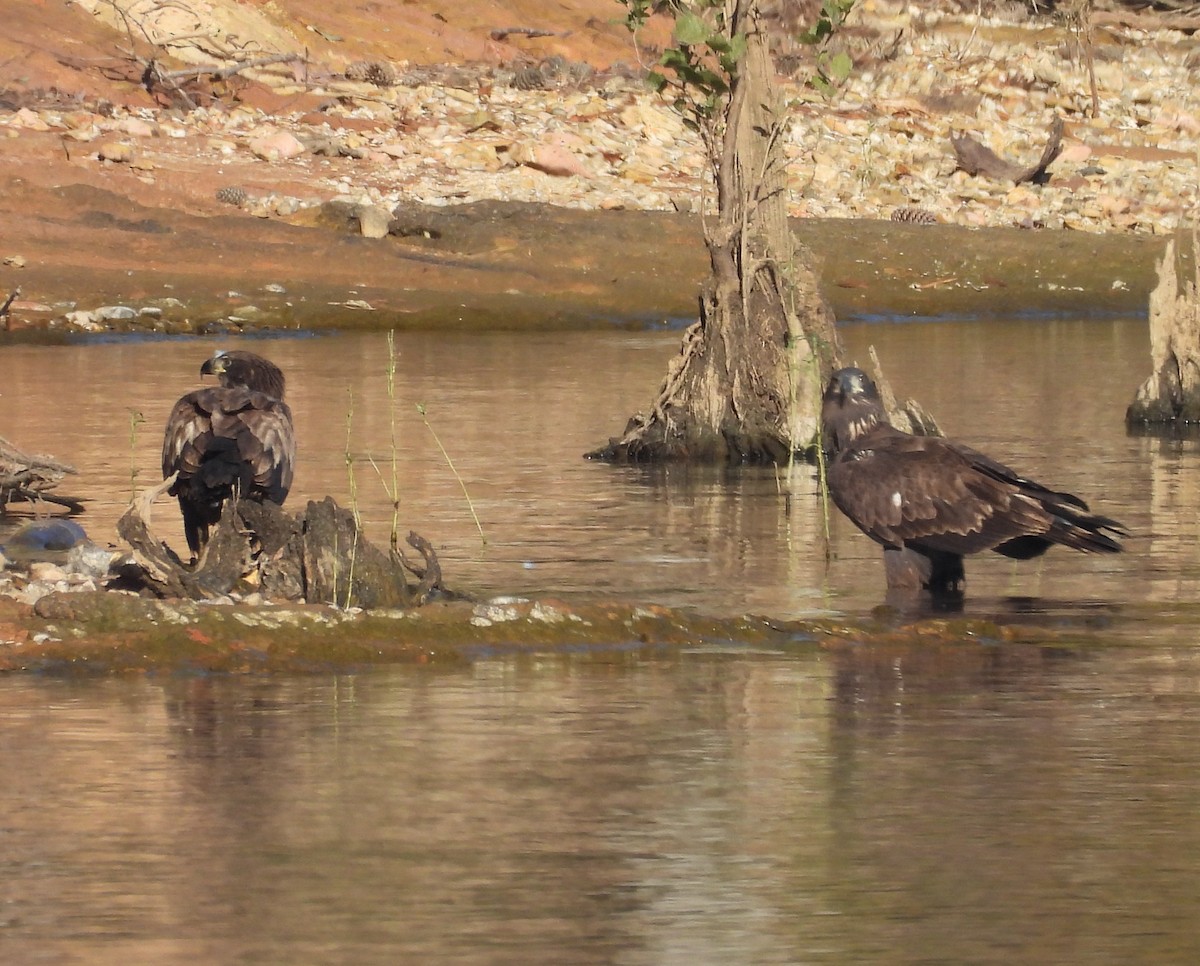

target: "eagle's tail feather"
[1047,500,1126,554]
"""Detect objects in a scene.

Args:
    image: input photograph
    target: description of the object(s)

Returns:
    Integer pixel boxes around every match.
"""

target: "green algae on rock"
[0,587,1084,675]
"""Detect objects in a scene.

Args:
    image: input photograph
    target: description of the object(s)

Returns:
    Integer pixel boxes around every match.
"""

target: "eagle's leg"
[883,547,965,596]
[924,549,965,596]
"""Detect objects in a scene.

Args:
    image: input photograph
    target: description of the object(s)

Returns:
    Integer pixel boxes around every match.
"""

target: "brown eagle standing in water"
[820,367,1125,595]
[162,350,295,556]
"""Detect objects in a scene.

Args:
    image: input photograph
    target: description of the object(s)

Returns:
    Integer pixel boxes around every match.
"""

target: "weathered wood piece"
[0,435,83,514]
[489,27,560,41]
[0,287,18,323]
[1127,239,1200,425]
[117,482,441,607]
[867,345,941,438]
[951,117,1064,184]
[588,0,837,462]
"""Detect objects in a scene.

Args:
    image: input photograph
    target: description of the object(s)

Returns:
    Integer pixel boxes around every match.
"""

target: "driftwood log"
[117,477,442,606]
[951,117,1064,185]
[1127,238,1200,427]
[0,436,83,514]
[1095,8,1200,34]
[488,27,561,40]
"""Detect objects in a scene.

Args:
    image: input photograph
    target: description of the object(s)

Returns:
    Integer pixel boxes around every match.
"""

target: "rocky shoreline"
[0,2,1195,334]
[18,3,1198,231]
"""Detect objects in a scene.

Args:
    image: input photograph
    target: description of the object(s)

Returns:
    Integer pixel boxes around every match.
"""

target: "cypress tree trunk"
[1127,238,1200,425]
[589,0,838,463]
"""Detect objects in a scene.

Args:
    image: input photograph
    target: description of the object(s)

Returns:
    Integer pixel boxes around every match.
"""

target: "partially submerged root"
[117,483,442,607]
[586,318,708,462]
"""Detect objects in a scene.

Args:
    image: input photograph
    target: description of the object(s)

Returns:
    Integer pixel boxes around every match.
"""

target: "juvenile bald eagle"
[820,367,1125,595]
[162,350,295,556]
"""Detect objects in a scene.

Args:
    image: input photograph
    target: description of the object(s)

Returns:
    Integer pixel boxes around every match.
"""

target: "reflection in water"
[3,649,1200,964]
[7,317,1200,961]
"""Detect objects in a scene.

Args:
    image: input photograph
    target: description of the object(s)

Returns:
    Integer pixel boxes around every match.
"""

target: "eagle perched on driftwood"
[820,367,1125,595]
[162,350,295,556]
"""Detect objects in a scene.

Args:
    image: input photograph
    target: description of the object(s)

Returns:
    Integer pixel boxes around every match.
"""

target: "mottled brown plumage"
[821,367,1124,594]
[162,350,295,555]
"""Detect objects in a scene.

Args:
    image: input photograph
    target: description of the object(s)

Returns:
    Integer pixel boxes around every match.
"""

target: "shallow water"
[5,316,1200,962]
[0,316,1172,619]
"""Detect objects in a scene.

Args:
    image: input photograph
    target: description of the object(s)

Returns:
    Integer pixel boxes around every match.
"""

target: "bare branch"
[489,27,562,41]
[0,287,19,320]
[160,52,306,82]
[951,116,1063,184]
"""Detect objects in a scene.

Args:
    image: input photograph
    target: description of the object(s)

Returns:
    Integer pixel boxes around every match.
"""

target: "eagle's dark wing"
[209,391,295,501]
[163,388,294,498]
[162,386,295,553]
[162,395,207,484]
[951,441,1089,512]
[827,427,1083,558]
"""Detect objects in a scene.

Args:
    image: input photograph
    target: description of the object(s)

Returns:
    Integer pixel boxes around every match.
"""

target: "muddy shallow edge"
[2,197,1169,337]
[0,590,1114,675]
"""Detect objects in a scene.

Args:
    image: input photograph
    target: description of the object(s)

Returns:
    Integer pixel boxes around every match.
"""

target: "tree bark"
[588,0,838,463]
[1127,237,1200,426]
[116,483,443,607]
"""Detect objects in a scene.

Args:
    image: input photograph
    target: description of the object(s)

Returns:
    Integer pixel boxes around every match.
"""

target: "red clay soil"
[3,0,658,95]
[0,1,690,328]
[0,2,1163,332]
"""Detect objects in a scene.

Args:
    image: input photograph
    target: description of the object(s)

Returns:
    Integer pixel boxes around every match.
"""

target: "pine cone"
[345,60,398,87]
[509,65,546,90]
[539,55,568,84]
[890,206,938,225]
[215,185,248,207]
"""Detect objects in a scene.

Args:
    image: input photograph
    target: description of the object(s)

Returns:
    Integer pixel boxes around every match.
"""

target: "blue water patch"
[600,306,1146,329]
[68,328,327,346]
[844,306,1146,325]
[600,314,696,331]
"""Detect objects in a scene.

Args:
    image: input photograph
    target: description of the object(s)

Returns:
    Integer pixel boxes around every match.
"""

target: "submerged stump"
[117,480,441,607]
[865,345,941,438]
[1127,239,1200,427]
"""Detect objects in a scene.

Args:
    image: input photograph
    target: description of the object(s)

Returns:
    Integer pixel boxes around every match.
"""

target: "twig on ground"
[400,531,442,604]
[489,27,562,41]
[0,287,19,320]
[160,52,306,82]
[0,435,82,514]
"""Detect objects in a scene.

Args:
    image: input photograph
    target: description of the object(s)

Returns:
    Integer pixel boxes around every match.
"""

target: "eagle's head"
[821,366,888,457]
[201,350,286,400]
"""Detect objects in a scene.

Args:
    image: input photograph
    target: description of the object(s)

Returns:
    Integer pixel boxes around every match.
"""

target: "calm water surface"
[4,317,1200,963]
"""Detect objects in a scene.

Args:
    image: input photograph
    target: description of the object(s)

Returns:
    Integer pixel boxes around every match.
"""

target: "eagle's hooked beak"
[200,352,227,378]
[829,367,871,401]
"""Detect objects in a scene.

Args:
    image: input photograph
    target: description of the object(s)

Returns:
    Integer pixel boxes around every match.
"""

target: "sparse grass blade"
[416,403,486,547]
[128,409,145,501]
